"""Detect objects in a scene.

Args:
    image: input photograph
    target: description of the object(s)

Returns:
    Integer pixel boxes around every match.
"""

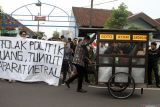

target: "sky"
[0,0,160,38]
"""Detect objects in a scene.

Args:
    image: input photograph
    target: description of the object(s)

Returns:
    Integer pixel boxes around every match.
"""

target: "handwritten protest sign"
[0,37,64,86]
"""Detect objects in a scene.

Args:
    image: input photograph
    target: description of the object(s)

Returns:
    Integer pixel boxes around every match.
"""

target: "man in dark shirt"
[148,42,160,87]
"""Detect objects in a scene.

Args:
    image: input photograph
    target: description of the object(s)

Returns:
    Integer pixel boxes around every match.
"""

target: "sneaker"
[8,79,12,82]
[61,83,65,85]
[61,81,64,85]
[9,80,16,83]
[65,81,70,88]
[77,89,87,93]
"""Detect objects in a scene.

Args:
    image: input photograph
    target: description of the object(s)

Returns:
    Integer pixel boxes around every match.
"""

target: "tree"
[52,31,60,39]
[104,3,129,29]
[36,31,44,39]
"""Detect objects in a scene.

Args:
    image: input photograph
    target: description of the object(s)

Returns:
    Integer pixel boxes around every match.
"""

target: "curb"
[88,85,160,91]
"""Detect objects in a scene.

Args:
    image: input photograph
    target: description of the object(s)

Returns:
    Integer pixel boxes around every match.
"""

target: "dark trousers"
[148,63,160,85]
[66,64,85,90]
[84,63,89,82]
[62,60,69,83]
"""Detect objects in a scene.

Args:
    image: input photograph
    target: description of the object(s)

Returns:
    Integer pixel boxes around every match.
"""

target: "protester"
[84,45,90,83]
[60,35,67,42]
[61,42,73,84]
[19,30,28,38]
[72,38,78,55]
[65,34,96,93]
[67,38,73,47]
[78,38,82,43]
[148,42,160,88]
[84,45,96,84]
[8,30,27,82]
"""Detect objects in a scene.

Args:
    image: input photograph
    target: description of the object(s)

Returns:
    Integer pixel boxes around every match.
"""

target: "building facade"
[69,7,160,39]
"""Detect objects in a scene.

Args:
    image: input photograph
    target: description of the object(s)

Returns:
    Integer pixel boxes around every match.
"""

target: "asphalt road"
[0,80,160,107]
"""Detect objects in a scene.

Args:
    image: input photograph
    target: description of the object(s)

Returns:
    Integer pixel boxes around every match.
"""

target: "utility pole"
[36,0,42,32]
[37,13,40,32]
[89,0,93,28]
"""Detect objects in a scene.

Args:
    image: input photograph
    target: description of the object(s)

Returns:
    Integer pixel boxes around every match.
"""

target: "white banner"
[0,37,64,86]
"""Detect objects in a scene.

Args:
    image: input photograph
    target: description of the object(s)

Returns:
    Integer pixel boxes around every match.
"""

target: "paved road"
[0,80,160,107]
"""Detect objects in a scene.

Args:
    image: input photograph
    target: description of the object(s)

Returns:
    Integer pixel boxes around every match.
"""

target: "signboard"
[35,16,46,21]
[0,37,64,86]
[133,35,147,41]
[100,34,114,40]
[116,34,130,40]
[99,33,147,41]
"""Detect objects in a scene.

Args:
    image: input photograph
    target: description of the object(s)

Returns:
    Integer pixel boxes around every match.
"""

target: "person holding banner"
[7,30,28,83]
[65,34,96,93]
[19,30,28,38]
[7,30,27,83]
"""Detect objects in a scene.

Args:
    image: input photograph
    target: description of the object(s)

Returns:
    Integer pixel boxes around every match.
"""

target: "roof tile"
[72,7,112,27]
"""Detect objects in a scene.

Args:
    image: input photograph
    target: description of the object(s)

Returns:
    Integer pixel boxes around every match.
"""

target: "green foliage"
[36,31,44,39]
[1,32,17,37]
[52,31,60,38]
[104,3,129,29]
[1,30,17,37]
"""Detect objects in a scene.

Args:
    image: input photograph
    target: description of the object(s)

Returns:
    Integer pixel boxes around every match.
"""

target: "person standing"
[19,30,28,38]
[72,38,78,53]
[8,30,28,83]
[84,45,90,83]
[148,42,160,87]
[65,35,95,93]
[61,42,73,84]
[60,35,67,42]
